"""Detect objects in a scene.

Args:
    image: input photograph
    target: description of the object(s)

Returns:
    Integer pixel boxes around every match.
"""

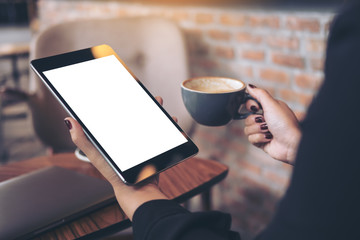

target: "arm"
[64,116,168,221]
[65,96,240,240]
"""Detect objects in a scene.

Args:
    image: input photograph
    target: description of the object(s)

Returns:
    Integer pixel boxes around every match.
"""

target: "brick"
[272,53,305,69]
[170,11,189,21]
[259,68,290,84]
[249,16,280,28]
[195,13,214,24]
[185,29,209,56]
[279,88,297,102]
[220,14,246,26]
[228,63,254,78]
[267,36,299,50]
[295,73,324,90]
[242,49,265,61]
[298,93,314,107]
[306,38,326,53]
[116,9,129,16]
[268,87,277,96]
[236,32,263,44]
[208,29,231,41]
[311,57,325,71]
[215,46,235,59]
[191,58,218,69]
[279,89,314,107]
[325,19,334,33]
[184,28,203,37]
[286,16,320,32]
[237,65,254,78]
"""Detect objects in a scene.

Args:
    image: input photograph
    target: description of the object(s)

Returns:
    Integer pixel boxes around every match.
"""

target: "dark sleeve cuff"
[132,199,189,240]
[132,199,241,240]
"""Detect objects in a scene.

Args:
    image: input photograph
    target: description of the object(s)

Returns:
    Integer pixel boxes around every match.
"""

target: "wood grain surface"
[0,153,228,239]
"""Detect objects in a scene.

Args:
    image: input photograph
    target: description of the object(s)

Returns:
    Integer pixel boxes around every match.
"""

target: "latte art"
[184,78,244,93]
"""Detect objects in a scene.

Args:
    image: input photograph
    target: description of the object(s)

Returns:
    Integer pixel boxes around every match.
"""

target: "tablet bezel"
[30,44,198,185]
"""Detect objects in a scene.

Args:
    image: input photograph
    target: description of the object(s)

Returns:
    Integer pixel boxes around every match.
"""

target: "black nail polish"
[249,84,257,89]
[260,123,268,130]
[64,119,72,130]
[265,132,273,139]
[255,116,264,123]
[250,105,258,112]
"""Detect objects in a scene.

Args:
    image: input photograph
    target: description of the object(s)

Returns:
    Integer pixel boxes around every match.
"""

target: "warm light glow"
[136,165,157,182]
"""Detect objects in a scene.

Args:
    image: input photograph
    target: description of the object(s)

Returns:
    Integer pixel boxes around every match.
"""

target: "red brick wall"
[37,1,334,238]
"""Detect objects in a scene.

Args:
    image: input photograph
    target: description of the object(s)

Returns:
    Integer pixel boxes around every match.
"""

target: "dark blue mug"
[181,77,258,126]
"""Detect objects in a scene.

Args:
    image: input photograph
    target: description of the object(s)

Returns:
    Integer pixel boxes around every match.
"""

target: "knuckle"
[244,115,254,125]
[244,127,249,136]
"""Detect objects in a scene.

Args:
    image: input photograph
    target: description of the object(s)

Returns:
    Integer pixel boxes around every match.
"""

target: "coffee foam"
[184,78,244,93]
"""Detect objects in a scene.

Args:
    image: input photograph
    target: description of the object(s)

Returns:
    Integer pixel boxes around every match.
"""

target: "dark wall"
[0,1,29,25]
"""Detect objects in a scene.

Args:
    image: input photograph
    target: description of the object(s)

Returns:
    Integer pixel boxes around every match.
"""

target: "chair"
[25,17,194,153]
[1,17,215,212]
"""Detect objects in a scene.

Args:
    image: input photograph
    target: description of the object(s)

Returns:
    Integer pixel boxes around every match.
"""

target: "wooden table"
[0,153,228,239]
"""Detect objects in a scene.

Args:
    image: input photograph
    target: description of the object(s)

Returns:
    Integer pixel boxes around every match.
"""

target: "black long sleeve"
[256,1,360,239]
[133,199,241,240]
[132,1,360,239]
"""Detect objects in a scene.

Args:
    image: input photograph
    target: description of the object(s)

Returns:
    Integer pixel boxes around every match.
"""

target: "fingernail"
[64,119,72,130]
[250,105,258,112]
[265,132,273,139]
[255,116,264,123]
[249,84,257,89]
[260,123,268,130]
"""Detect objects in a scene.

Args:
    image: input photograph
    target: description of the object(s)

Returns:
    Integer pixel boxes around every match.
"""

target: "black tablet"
[30,44,198,185]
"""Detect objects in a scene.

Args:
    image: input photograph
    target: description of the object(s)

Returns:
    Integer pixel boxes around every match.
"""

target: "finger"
[172,116,178,123]
[155,96,163,106]
[65,117,121,184]
[64,117,100,160]
[247,85,277,110]
[245,114,264,126]
[244,122,269,136]
[248,132,273,145]
[245,99,260,113]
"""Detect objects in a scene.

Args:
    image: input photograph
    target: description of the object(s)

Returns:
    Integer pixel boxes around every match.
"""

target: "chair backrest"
[29,17,193,152]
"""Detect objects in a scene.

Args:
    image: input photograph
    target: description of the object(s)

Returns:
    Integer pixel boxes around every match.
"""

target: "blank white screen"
[44,55,187,171]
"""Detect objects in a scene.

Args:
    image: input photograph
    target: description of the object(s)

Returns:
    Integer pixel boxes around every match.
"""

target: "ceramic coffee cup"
[181,77,259,126]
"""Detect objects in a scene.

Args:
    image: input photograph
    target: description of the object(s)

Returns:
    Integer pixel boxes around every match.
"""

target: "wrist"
[111,180,168,221]
[286,128,302,165]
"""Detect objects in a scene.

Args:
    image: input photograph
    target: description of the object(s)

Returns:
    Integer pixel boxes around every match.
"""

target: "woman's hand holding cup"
[181,77,261,126]
[244,85,302,165]
[181,77,301,165]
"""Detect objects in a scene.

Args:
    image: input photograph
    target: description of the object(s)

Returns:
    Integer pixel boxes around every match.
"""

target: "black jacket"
[132,1,360,239]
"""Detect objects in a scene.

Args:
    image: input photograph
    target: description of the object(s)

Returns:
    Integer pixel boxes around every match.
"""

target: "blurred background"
[0,0,343,239]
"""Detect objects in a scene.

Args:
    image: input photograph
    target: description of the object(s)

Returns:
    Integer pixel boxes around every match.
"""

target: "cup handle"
[234,93,262,120]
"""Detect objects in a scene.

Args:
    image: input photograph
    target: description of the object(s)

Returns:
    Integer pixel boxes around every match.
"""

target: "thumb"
[247,84,278,110]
